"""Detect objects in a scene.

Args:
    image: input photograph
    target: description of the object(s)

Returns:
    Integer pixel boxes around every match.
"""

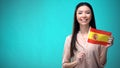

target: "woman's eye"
[78,13,82,14]
[86,12,91,14]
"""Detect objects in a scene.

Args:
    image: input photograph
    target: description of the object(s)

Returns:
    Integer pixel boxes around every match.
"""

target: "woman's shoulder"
[64,34,72,47]
[65,34,72,40]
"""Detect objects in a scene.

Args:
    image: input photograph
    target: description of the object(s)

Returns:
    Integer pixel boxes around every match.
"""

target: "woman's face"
[76,5,92,26]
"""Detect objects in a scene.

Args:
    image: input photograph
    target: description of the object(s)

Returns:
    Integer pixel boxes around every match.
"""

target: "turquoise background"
[0,0,120,68]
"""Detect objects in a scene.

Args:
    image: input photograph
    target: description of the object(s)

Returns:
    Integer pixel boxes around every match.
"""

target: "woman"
[62,2,113,68]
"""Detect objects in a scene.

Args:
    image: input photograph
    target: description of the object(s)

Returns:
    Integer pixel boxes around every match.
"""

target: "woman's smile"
[76,5,92,25]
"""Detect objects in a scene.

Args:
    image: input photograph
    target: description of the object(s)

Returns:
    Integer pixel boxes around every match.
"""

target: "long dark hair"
[70,2,96,57]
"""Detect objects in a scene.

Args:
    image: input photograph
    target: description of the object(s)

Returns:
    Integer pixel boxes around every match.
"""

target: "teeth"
[82,19,87,22]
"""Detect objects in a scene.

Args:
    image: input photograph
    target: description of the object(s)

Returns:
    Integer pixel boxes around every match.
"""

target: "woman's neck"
[80,25,90,34]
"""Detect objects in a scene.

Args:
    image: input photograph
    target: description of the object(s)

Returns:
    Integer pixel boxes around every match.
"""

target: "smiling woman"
[0,0,120,68]
[76,5,92,26]
[62,2,114,68]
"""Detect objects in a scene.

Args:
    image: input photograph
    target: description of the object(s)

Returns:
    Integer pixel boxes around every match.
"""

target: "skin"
[76,5,92,27]
[62,5,113,68]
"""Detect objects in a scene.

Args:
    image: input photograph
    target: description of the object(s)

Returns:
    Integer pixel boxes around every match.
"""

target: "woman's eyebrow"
[86,10,91,12]
[77,10,83,12]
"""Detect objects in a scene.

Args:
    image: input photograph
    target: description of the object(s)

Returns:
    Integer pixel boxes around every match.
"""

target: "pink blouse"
[62,34,107,68]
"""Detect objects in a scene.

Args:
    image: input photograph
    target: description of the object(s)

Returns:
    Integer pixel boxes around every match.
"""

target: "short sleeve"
[62,35,72,64]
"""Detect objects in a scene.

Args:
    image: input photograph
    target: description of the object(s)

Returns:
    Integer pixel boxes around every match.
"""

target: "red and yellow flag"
[87,27,112,46]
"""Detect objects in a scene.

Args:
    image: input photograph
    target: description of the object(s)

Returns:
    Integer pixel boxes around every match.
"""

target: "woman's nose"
[81,13,86,17]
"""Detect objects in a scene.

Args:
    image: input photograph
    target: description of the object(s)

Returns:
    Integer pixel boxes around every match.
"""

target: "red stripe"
[88,39,108,46]
[90,27,111,36]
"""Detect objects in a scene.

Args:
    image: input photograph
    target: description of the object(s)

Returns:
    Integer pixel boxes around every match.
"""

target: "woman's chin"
[80,22,89,25]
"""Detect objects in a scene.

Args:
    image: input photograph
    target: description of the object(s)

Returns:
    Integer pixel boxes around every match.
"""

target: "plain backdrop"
[0,0,120,68]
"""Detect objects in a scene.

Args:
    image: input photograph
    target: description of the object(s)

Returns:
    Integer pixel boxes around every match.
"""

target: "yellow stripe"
[88,32,110,42]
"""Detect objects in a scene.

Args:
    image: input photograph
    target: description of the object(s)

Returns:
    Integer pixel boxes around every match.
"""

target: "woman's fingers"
[77,51,86,62]
[108,36,114,45]
[106,36,114,48]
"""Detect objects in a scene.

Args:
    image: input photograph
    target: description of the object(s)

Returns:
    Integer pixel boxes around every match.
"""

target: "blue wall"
[0,0,120,68]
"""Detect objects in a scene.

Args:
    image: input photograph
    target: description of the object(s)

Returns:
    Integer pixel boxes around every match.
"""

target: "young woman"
[62,2,113,68]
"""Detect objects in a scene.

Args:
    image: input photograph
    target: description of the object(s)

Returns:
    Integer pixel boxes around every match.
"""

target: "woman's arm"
[62,36,78,68]
[99,36,113,65]
[62,60,78,68]
[62,35,79,68]
[62,35,86,68]
[99,46,108,65]
[62,51,85,68]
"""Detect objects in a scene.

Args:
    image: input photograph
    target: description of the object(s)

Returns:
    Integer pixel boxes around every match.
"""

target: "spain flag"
[87,27,112,46]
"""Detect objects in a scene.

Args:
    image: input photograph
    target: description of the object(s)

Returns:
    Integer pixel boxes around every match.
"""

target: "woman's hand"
[106,36,114,48]
[76,51,86,63]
